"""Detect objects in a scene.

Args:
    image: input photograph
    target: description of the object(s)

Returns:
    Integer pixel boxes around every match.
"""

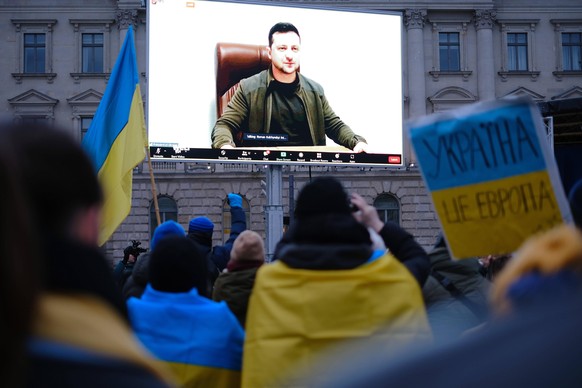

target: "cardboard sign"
[408,98,572,259]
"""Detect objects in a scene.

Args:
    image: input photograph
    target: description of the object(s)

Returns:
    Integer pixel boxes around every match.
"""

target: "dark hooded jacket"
[122,252,151,300]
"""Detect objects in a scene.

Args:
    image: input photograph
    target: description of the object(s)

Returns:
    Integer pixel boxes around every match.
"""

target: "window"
[374,194,400,225]
[81,117,93,139]
[150,196,178,239]
[8,89,58,123]
[69,19,114,80]
[24,33,45,73]
[498,19,540,81]
[562,32,582,71]
[11,19,56,82]
[67,89,103,140]
[428,87,477,113]
[550,20,582,79]
[439,32,460,71]
[82,33,104,73]
[20,116,49,125]
[222,195,250,244]
[427,18,472,80]
[507,33,528,71]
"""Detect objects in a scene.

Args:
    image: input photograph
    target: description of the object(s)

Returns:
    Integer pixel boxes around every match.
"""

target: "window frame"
[551,19,582,79]
[506,32,528,71]
[373,193,400,226]
[67,89,103,141]
[428,18,472,81]
[497,19,540,81]
[82,33,105,73]
[69,19,115,81]
[150,196,178,240]
[24,33,46,73]
[438,32,461,71]
[8,89,59,124]
[11,19,57,83]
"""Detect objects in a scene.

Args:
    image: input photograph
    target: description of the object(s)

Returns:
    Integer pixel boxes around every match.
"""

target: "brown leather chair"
[215,42,270,118]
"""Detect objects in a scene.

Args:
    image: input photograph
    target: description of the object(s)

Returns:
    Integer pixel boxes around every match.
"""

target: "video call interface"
[147,0,404,167]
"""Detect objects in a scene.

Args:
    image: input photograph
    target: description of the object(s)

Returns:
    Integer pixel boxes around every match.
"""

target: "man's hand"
[221,144,235,149]
[350,193,384,233]
[352,142,369,153]
[228,193,243,209]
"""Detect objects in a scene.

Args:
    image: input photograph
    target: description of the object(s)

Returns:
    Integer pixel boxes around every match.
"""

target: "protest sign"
[408,97,572,259]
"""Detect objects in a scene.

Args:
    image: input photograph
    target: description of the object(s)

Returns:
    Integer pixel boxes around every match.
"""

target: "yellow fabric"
[97,86,147,246]
[242,254,432,388]
[161,360,241,388]
[491,224,582,315]
[34,293,176,385]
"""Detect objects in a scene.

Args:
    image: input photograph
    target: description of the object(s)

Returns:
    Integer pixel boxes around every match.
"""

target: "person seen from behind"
[122,220,186,299]
[187,193,247,293]
[212,230,265,328]
[128,236,244,387]
[0,122,174,388]
[242,177,431,387]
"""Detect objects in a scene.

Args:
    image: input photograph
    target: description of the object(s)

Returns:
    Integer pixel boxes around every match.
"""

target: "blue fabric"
[410,101,545,191]
[367,250,385,264]
[151,220,185,250]
[128,285,244,371]
[507,270,582,312]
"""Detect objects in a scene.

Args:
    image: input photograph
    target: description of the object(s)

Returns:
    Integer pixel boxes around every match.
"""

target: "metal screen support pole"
[264,164,284,262]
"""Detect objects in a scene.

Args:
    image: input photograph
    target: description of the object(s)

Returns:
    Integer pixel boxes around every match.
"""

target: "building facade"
[1,0,581,263]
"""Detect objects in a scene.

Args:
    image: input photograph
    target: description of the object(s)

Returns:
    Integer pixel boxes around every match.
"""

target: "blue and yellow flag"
[82,26,147,246]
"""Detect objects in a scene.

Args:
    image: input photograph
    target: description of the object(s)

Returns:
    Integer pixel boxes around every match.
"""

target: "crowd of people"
[3,117,582,387]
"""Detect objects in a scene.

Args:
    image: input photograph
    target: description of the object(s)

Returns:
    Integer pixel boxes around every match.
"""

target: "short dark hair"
[0,122,102,237]
[268,22,300,47]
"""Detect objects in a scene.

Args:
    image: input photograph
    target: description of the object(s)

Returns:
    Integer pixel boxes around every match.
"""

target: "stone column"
[474,9,497,101]
[404,9,428,120]
[404,9,427,166]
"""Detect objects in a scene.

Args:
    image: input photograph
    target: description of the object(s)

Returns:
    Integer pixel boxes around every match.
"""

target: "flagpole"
[145,147,161,227]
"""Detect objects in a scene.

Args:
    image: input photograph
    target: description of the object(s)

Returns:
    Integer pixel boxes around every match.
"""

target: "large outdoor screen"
[147,0,404,166]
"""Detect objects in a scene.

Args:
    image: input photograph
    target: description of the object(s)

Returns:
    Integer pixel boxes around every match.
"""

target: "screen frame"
[146,0,406,167]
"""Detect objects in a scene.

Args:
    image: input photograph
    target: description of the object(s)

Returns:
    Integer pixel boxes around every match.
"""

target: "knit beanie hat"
[295,177,351,220]
[188,216,214,235]
[151,220,186,250]
[149,236,208,293]
[230,230,265,263]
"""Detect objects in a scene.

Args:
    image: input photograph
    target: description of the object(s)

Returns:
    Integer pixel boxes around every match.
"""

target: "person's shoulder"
[239,69,269,89]
[298,73,324,93]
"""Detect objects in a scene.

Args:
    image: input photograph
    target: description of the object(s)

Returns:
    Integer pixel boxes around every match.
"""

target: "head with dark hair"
[268,22,300,47]
[0,122,102,242]
[149,236,209,296]
[0,125,43,386]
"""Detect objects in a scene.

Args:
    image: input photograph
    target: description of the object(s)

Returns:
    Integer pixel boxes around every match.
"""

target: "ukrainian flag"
[82,26,147,246]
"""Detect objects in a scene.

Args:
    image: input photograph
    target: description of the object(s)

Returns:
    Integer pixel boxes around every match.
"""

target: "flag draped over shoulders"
[82,26,147,246]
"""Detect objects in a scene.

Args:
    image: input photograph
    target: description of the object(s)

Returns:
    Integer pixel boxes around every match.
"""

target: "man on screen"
[211,22,369,152]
